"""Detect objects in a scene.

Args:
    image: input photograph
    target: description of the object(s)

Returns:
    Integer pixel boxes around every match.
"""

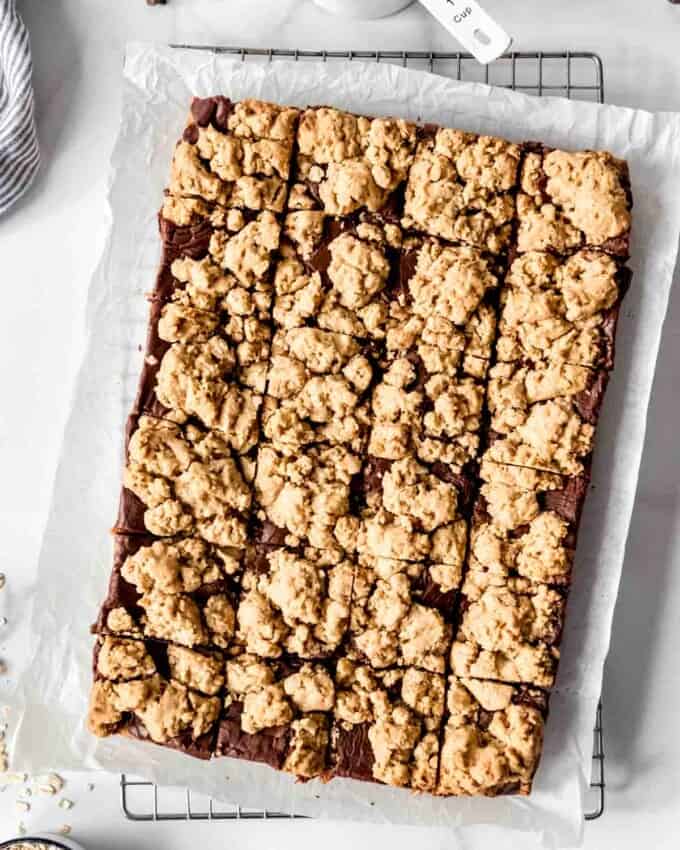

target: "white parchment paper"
[7,42,680,848]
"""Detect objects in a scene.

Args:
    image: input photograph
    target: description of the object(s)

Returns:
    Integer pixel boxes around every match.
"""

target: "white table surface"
[1,0,679,847]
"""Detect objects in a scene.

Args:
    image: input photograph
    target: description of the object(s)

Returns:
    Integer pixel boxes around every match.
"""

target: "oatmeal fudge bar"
[215,653,335,778]
[168,97,299,213]
[496,251,631,370]
[95,535,241,652]
[398,237,500,361]
[88,636,223,759]
[402,128,522,254]
[252,441,362,551]
[273,212,402,338]
[367,349,486,471]
[483,381,598,478]
[450,568,567,689]
[330,658,445,791]
[292,107,418,217]
[235,543,355,660]
[467,478,579,589]
[516,145,632,257]
[115,414,253,547]
[133,297,264,451]
[437,676,548,796]
[356,455,475,563]
[347,552,457,675]
[143,212,280,398]
[261,326,376,453]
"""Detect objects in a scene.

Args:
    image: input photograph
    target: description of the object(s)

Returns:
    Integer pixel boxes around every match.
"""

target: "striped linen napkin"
[0,0,39,216]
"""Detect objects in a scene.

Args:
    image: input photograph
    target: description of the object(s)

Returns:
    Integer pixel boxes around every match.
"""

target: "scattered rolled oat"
[35,772,64,794]
[87,782,95,791]
[4,772,27,784]
[15,799,30,812]
[36,784,57,795]
[0,573,5,589]
[58,824,72,836]
[0,661,7,675]
[59,797,74,809]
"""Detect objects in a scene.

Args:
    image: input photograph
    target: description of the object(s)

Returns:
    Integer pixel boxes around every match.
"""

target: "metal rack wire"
[120,46,606,825]
[170,46,604,102]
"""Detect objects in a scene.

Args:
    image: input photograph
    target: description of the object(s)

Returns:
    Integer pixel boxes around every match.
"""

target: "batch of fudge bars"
[87,95,632,797]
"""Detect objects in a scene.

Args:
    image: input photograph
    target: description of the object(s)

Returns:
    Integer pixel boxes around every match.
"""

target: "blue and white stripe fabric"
[0,0,39,216]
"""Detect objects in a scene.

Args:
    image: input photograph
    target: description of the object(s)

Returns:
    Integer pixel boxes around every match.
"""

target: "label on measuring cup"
[419,0,512,64]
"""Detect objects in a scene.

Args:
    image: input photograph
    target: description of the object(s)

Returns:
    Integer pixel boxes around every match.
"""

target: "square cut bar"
[252,441,362,552]
[483,359,606,478]
[273,212,403,339]
[134,297,264,453]
[95,534,241,652]
[168,97,299,213]
[330,657,445,791]
[235,543,355,660]
[367,348,486,472]
[401,128,522,254]
[292,106,418,217]
[468,476,582,589]
[479,458,590,525]
[516,144,632,257]
[261,325,378,453]
[115,414,253,548]
[142,213,279,403]
[354,454,475,562]
[346,553,458,675]
[450,568,567,689]
[397,237,501,362]
[496,250,631,370]
[215,653,335,779]
[88,636,224,759]
[437,676,548,796]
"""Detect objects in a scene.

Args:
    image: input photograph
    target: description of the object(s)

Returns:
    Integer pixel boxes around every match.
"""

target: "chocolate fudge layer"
[331,658,445,791]
[235,544,355,660]
[450,569,566,689]
[115,414,252,547]
[95,535,241,652]
[292,107,418,217]
[216,654,334,779]
[88,636,223,759]
[437,676,548,796]
[401,128,522,254]
[516,145,632,257]
[169,97,299,213]
[496,250,631,370]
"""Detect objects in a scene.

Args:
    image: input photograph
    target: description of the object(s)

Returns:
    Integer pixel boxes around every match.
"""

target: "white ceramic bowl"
[0,836,86,850]
[313,0,414,19]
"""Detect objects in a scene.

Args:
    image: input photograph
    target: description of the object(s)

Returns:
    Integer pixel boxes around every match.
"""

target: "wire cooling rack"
[120,701,604,822]
[119,46,606,825]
